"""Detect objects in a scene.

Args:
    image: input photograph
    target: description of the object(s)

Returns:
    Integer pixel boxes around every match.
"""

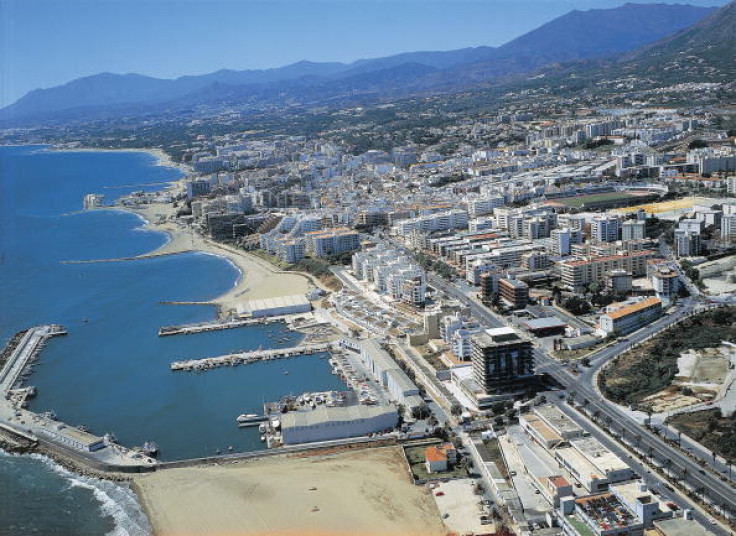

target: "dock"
[158,317,283,336]
[170,342,338,371]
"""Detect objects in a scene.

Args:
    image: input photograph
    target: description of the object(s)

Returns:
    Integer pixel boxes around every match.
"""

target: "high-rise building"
[621,220,646,241]
[471,327,534,396]
[591,216,621,243]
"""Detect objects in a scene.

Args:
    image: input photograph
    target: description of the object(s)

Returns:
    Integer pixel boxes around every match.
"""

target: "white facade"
[280,405,398,444]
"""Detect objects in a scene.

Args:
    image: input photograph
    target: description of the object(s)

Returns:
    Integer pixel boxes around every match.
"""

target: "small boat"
[228,446,234,452]
[82,318,89,324]
[216,448,222,455]
[258,423,267,433]
[236,413,260,423]
[283,371,289,375]
[260,435,266,442]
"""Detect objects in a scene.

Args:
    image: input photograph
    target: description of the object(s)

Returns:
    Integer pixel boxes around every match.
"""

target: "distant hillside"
[0,2,718,125]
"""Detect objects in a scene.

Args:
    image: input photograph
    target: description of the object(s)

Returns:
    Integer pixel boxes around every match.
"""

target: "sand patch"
[134,447,449,536]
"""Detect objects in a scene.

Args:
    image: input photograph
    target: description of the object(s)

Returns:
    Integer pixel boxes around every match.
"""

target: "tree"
[412,404,432,420]
[688,139,708,149]
[451,403,463,417]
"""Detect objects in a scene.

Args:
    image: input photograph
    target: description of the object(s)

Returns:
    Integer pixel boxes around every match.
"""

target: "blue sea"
[0,145,344,535]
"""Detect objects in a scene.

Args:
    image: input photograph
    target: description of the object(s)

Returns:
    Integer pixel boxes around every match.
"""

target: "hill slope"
[0,2,718,124]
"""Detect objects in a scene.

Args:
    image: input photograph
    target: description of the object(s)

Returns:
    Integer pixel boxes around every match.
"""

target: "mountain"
[0,2,718,125]
[617,0,736,80]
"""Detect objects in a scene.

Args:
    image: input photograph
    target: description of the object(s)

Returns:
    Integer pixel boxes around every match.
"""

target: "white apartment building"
[591,215,621,243]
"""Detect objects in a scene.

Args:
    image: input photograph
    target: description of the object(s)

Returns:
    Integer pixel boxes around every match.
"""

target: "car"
[534,489,541,494]
[509,471,517,477]
[709,519,717,525]
[435,491,444,496]
[443,513,450,519]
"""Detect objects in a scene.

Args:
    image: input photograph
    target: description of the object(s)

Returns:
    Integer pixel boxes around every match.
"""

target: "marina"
[169,341,338,371]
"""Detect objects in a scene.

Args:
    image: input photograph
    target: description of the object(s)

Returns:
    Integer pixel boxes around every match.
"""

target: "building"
[599,297,662,336]
[591,216,622,243]
[236,294,312,318]
[552,227,582,256]
[306,228,360,258]
[425,446,448,473]
[470,327,535,398]
[607,269,633,293]
[280,405,398,445]
[360,339,422,409]
[622,221,646,241]
[424,443,457,473]
[46,428,106,452]
[649,264,681,301]
[674,229,700,257]
[522,317,567,337]
[499,278,530,309]
[560,251,657,292]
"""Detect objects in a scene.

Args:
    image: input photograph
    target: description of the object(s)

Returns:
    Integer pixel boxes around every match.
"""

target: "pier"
[158,316,282,337]
[170,341,337,371]
[0,325,67,394]
[0,325,157,472]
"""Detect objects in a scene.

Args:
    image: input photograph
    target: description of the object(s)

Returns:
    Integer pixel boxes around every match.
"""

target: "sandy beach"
[133,447,449,536]
[128,202,319,315]
[51,145,182,170]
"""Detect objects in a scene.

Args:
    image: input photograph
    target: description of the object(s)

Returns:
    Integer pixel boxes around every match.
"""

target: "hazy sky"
[0,0,728,106]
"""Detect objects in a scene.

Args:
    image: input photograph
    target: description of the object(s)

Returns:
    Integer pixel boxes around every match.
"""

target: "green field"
[554,192,641,208]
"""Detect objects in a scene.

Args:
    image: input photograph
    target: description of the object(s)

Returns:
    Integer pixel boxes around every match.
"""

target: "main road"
[429,273,736,516]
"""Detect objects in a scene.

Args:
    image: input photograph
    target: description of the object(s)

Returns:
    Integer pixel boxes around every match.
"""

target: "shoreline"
[48,144,183,170]
[123,201,320,317]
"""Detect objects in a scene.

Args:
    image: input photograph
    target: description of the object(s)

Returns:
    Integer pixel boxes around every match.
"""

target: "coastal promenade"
[170,341,337,371]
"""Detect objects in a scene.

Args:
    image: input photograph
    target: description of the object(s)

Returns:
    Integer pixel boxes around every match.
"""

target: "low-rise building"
[599,297,662,336]
[280,405,398,445]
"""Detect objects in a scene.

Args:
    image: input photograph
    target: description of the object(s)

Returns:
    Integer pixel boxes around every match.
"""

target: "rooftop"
[603,296,662,321]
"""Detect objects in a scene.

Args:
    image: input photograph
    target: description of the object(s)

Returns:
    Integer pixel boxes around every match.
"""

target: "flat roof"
[521,414,563,443]
[534,406,584,436]
[523,317,567,331]
[281,405,396,429]
[571,437,631,474]
[237,294,310,314]
[654,518,715,536]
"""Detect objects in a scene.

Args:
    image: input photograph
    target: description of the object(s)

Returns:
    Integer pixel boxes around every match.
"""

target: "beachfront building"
[306,228,360,258]
[236,294,312,318]
[280,405,398,445]
[598,296,662,336]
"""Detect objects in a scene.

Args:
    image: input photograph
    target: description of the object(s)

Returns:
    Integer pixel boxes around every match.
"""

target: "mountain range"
[0,2,728,125]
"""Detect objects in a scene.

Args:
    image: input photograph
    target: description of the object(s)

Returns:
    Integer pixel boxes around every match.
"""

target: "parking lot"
[431,479,497,535]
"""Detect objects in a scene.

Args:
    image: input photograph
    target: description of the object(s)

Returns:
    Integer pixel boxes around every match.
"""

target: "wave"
[0,449,152,536]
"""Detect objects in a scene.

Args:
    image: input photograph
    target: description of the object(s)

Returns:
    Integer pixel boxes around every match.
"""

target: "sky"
[0,0,729,107]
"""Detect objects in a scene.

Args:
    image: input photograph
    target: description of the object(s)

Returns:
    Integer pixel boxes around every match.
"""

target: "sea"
[0,145,345,535]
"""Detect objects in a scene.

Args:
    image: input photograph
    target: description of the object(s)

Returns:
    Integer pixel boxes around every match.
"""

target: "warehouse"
[280,405,398,445]
[236,294,311,318]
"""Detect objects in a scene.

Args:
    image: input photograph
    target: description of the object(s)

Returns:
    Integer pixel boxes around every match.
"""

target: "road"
[553,400,732,536]
[429,272,736,516]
